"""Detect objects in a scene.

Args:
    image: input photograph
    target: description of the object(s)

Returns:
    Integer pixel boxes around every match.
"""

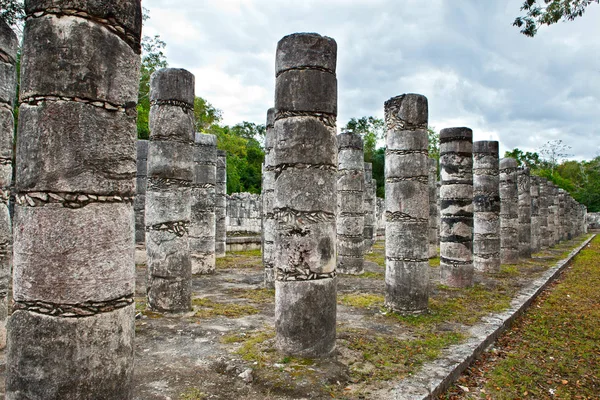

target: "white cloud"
[142,0,600,159]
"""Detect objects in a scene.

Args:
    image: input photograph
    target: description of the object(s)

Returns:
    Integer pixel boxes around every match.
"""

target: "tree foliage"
[514,0,599,36]
[344,116,384,163]
[505,141,599,211]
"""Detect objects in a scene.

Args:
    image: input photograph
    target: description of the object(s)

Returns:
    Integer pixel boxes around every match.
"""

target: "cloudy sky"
[142,0,600,160]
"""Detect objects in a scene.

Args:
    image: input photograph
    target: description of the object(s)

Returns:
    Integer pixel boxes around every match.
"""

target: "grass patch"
[390,284,512,329]
[215,249,262,270]
[227,288,275,304]
[192,297,259,319]
[480,236,600,399]
[338,293,384,308]
[341,329,465,381]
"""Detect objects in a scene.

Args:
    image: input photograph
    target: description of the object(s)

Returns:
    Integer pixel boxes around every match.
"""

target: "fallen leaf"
[561,380,568,385]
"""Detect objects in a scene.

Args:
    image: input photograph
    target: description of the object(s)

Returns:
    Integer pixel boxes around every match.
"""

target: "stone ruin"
[0,8,591,396]
[384,94,430,313]
[6,2,142,397]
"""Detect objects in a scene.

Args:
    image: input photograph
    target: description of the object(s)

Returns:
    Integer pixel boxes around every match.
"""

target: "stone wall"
[226,192,262,236]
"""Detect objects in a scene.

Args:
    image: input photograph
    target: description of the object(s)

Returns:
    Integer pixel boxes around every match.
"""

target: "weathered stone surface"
[558,189,567,242]
[530,176,541,253]
[7,4,140,396]
[275,33,337,74]
[271,116,337,166]
[25,0,143,50]
[190,133,217,275]
[428,158,439,259]
[0,62,16,106]
[13,203,135,304]
[135,140,148,243]
[263,108,276,288]
[150,68,195,106]
[517,167,532,258]
[16,102,137,195]
[146,68,194,312]
[0,19,19,64]
[20,15,140,104]
[215,150,227,258]
[0,20,16,350]
[500,158,519,264]
[363,163,376,253]
[439,127,473,288]
[273,33,337,356]
[384,94,430,311]
[6,305,135,400]
[472,141,500,272]
[538,178,550,249]
[275,278,336,357]
[336,131,364,275]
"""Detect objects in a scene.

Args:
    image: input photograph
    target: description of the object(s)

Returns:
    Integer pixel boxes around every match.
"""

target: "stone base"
[440,261,474,288]
[275,278,336,358]
[337,256,364,275]
[385,260,429,314]
[191,253,215,275]
[6,305,135,400]
[146,276,191,312]
[473,256,501,273]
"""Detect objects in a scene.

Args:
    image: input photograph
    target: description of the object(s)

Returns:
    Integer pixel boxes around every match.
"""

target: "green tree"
[504,148,542,170]
[344,116,384,162]
[194,97,222,132]
[514,0,598,36]
[137,34,168,139]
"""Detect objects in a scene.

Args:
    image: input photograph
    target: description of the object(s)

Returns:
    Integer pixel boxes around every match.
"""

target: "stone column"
[428,158,439,259]
[7,2,142,397]
[384,94,430,313]
[499,158,519,264]
[0,19,17,349]
[545,183,555,247]
[439,127,473,287]
[363,163,376,253]
[273,33,337,357]
[538,178,550,249]
[135,140,148,244]
[558,189,566,242]
[530,176,541,253]
[517,167,532,258]
[190,133,217,274]
[262,108,276,288]
[582,204,588,234]
[215,150,227,257]
[472,141,500,273]
[146,69,194,312]
[337,132,364,274]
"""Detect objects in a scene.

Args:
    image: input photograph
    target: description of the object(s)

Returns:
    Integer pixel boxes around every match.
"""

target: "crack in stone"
[386,211,428,223]
[274,207,336,224]
[275,268,336,281]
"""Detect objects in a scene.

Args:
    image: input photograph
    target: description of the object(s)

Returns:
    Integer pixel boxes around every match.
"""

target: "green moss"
[338,293,384,308]
[215,249,262,270]
[179,388,207,400]
[341,329,465,381]
[429,257,440,267]
[192,297,259,319]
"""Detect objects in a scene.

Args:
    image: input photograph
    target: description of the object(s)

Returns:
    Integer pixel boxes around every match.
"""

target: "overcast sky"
[142,0,600,161]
